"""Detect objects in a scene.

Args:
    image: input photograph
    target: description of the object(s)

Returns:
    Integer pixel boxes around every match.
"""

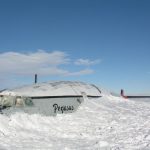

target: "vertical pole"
[35,74,37,84]
[121,89,124,96]
[120,89,127,99]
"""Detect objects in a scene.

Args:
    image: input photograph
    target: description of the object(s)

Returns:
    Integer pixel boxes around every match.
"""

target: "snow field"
[0,94,149,150]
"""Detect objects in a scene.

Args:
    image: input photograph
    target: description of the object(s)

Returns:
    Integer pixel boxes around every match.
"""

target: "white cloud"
[0,50,69,75]
[75,58,101,66]
[0,50,101,88]
[0,50,98,77]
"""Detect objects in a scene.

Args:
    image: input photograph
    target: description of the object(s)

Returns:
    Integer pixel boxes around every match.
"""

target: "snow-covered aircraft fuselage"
[0,81,101,115]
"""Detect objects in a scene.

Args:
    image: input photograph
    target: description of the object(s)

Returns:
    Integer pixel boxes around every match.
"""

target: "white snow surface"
[0,93,150,149]
[1,81,101,97]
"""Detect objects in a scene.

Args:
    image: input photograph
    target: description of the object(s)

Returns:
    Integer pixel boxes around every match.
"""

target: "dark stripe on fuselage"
[31,95,101,99]
[126,96,150,98]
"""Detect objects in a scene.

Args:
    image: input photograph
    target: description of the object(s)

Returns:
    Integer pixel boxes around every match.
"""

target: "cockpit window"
[24,97,34,106]
[15,97,34,107]
[0,95,34,108]
[0,95,14,107]
[15,96,24,107]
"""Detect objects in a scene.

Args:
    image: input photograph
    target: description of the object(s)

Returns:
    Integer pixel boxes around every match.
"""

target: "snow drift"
[0,82,150,150]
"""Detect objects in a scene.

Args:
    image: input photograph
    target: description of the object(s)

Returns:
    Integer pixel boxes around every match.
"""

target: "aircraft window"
[0,95,14,107]
[0,96,34,107]
[15,97,24,107]
[24,97,34,106]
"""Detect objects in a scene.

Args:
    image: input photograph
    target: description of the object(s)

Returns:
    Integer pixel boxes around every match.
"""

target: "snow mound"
[0,94,150,150]
[1,81,101,97]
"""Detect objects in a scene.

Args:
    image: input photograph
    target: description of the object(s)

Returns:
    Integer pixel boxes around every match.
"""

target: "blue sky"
[0,0,150,94]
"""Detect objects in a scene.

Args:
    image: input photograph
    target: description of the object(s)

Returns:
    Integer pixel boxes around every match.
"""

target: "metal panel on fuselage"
[29,97,84,115]
[1,96,84,116]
